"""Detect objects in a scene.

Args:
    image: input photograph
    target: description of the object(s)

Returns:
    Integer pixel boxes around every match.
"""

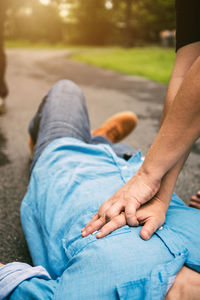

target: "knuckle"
[130,197,141,207]
[155,216,165,226]
[99,215,105,223]
[147,223,157,233]
[126,210,135,218]
[99,203,110,214]
[86,225,92,232]
[105,209,115,220]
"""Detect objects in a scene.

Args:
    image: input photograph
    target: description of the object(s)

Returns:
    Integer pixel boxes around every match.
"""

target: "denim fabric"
[29,80,136,171]
[10,137,199,300]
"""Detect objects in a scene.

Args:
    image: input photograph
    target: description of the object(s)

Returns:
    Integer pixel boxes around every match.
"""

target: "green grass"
[70,47,175,84]
[5,41,175,84]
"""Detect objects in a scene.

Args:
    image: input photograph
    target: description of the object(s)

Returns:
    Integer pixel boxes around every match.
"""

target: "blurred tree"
[135,0,175,42]
[6,0,62,43]
[4,0,176,46]
[111,0,175,46]
[72,0,114,45]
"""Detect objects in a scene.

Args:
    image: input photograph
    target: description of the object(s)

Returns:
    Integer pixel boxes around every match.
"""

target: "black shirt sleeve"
[176,0,200,51]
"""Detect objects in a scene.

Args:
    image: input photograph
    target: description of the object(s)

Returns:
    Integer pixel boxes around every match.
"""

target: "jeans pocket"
[116,278,151,300]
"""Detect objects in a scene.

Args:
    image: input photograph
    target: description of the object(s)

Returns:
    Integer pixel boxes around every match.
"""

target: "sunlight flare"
[39,0,51,6]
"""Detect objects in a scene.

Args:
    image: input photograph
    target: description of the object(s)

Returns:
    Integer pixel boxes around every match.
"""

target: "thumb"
[140,218,160,240]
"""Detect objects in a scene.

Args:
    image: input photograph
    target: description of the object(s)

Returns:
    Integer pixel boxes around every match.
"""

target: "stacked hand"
[81,170,165,240]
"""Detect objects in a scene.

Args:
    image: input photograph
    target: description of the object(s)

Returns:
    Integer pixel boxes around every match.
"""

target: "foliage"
[111,0,175,45]
[71,0,114,45]
[3,0,176,46]
[5,0,63,43]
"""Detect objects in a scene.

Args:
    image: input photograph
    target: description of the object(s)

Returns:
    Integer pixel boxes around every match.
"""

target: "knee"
[51,80,83,98]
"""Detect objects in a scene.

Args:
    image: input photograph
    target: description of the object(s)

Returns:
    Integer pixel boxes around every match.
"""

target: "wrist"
[154,193,171,213]
[137,165,161,193]
[128,167,161,206]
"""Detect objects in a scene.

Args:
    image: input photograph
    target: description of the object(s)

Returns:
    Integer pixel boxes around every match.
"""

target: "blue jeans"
[29,80,136,172]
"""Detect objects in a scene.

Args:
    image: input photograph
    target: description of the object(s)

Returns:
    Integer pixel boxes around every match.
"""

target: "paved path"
[0,49,199,264]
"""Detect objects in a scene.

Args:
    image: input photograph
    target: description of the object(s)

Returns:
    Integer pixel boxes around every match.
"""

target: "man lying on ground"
[0,80,200,300]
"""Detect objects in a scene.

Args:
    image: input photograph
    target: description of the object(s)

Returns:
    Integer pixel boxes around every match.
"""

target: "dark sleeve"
[176,0,200,51]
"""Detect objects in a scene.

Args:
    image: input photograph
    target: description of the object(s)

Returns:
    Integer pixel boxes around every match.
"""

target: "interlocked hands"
[82,170,164,240]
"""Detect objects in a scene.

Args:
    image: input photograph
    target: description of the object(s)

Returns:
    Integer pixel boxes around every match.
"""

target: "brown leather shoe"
[91,111,138,143]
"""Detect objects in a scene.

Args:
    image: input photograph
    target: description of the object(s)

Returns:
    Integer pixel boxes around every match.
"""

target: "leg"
[29,80,138,170]
[29,80,91,171]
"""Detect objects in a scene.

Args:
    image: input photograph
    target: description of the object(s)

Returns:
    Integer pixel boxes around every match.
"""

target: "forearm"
[142,56,200,182]
[155,153,189,211]
[153,68,190,206]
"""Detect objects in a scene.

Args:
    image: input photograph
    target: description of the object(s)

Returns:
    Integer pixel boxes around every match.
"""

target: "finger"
[98,201,113,216]
[82,216,106,237]
[195,190,200,198]
[104,201,124,222]
[125,201,140,226]
[96,213,126,239]
[82,200,113,232]
[136,209,147,224]
[140,218,160,240]
[189,200,200,209]
[82,213,99,232]
[190,195,200,202]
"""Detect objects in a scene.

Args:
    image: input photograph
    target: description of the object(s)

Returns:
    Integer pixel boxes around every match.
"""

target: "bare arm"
[137,43,200,238]
[142,43,200,180]
[142,42,200,195]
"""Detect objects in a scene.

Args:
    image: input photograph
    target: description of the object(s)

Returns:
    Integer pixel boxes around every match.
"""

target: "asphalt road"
[0,49,199,264]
